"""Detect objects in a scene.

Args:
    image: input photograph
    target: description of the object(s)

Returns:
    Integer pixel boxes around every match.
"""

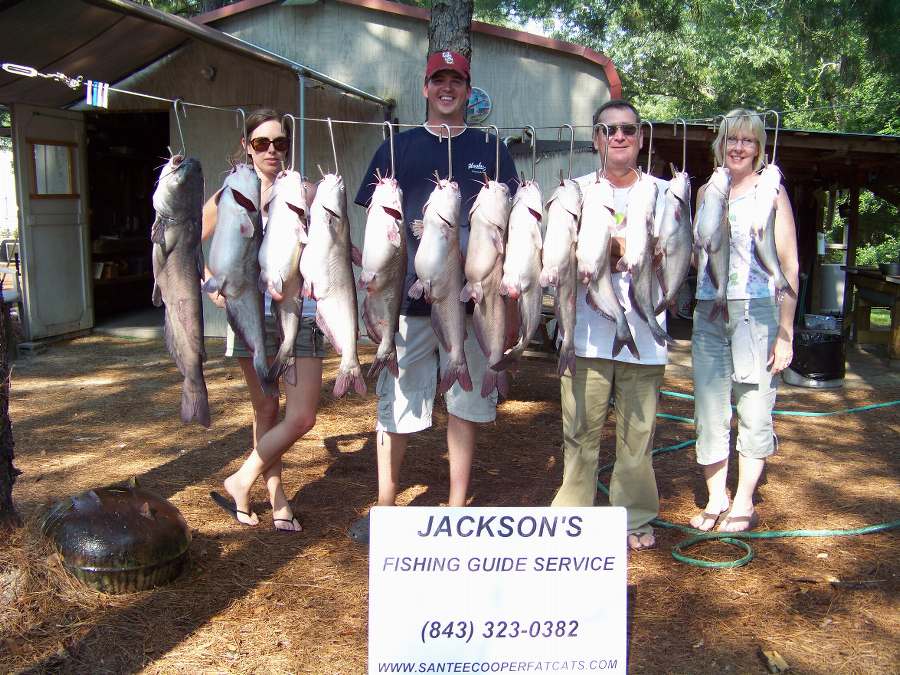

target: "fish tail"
[181,378,211,428]
[557,347,576,377]
[254,352,278,397]
[613,322,640,360]
[491,342,526,371]
[333,365,367,398]
[480,369,497,398]
[438,358,472,394]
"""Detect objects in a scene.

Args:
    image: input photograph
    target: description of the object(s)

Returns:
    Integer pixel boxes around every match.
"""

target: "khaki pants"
[552,356,665,532]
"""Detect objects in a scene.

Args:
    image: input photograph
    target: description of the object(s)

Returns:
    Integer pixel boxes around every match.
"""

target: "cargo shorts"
[225,314,328,359]
[376,314,497,434]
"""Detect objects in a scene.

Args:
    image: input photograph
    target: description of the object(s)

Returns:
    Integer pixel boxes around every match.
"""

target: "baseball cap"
[425,51,471,83]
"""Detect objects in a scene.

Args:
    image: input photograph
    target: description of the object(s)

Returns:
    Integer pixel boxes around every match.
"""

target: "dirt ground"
[1,333,898,674]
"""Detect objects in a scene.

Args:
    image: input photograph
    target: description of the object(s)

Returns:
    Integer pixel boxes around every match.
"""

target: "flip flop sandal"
[273,517,303,533]
[627,531,656,551]
[717,511,759,533]
[348,513,370,544]
[690,505,729,532]
[209,491,257,526]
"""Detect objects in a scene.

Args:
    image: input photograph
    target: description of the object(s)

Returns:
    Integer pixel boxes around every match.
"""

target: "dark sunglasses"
[600,124,639,137]
[249,136,290,153]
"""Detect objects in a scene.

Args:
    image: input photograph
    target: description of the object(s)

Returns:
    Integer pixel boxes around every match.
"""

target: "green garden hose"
[595,394,900,568]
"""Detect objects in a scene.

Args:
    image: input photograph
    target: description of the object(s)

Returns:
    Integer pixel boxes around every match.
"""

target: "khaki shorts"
[225,314,327,359]
[376,314,497,434]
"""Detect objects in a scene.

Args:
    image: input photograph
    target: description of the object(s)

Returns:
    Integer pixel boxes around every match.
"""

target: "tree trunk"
[0,301,20,528]
[428,0,474,60]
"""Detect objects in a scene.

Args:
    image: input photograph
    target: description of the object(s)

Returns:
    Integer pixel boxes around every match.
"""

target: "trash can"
[782,315,845,388]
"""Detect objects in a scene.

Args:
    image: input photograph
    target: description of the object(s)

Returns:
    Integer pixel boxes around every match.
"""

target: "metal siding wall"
[106,40,384,336]
[214,2,612,128]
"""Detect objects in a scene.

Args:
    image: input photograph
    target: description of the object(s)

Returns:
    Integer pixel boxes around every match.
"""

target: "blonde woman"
[690,109,799,533]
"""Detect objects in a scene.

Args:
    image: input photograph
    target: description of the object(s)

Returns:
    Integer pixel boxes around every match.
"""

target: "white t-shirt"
[572,172,669,365]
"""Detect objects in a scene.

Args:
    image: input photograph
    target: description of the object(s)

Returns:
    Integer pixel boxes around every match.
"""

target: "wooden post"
[841,186,860,328]
[0,300,20,528]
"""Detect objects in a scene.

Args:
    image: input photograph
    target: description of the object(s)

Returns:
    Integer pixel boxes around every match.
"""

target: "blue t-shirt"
[355,126,518,315]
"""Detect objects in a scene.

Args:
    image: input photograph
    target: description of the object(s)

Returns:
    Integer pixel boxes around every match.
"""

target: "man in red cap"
[350,51,518,544]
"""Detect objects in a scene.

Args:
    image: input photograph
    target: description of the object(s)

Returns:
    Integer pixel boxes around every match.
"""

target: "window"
[31,141,76,197]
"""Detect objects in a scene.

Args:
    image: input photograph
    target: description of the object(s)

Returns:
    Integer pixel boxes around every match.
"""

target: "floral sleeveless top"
[696,189,775,300]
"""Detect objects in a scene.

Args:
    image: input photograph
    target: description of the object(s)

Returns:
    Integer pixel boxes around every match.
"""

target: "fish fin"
[231,187,258,213]
[362,296,383,342]
[388,221,402,247]
[150,215,167,248]
[615,257,629,273]
[382,206,402,221]
[333,366,367,398]
[585,289,616,322]
[408,279,424,300]
[152,281,163,307]
[430,312,450,352]
[287,201,306,222]
[491,229,504,254]
[410,219,425,239]
[315,311,341,355]
[480,369,498,398]
[557,347,576,377]
[296,222,309,243]
[438,359,472,394]
[471,308,490,358]
[656,265,669,298]
[628,285,648,321]
[351,244,363,267]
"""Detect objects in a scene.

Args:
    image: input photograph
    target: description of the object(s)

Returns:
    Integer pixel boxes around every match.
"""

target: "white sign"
[368,507,627,674]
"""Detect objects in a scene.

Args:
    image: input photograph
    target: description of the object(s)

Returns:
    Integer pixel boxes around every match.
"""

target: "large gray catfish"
[617,172,673,346]
[299,173,366,398]
[577,172,639,358]
[495,179,544,370]
[150,155,210,427]
[359,173,405,379]
[408,177,472,394]
[539,176,582,376]
[695,167,732,321]
[750,164,796,299]
[258,170,311,386]
[462,178,513,397]
[460,178,511,303]
[655,167,694,313]
[204,164,276,396]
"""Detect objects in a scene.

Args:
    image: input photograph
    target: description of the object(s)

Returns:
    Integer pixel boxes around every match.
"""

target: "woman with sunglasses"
[203,108,326,532]
[690,108,799,533]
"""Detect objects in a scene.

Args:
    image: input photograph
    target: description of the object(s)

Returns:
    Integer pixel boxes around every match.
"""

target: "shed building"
[0,0,619,341]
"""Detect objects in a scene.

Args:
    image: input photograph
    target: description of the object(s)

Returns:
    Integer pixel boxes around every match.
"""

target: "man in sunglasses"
[550,99,670,552]
[349,50,518,544]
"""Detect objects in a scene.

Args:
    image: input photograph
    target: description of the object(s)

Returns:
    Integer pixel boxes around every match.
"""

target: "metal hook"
[522,125,537,182]
[234,107,247,164]
[673,118,688,173]
[172,98,187,156]
[591,123,610,176]
[282,114,296,173]
[439,124,452,181]
[326,117,338,175]
[765,109,780,165]
[485,125,500,182]
[383,121,395,178]
[557,124,575,179]
[640,120,654,174]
